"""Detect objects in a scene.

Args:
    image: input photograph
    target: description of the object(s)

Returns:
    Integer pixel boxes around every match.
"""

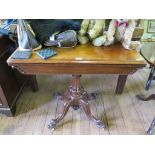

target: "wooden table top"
[7,43,146,65]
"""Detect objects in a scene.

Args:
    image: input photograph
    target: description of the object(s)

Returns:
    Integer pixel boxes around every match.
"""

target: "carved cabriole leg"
[147,117,155,135]
[48,98,73,130]
[48,74,105,130]
[79,97,105,128]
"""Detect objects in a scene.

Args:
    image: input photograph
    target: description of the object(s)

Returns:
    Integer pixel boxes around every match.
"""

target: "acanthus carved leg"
[79,98,105,129]
[48,74,105,130]
[48,98,72,130]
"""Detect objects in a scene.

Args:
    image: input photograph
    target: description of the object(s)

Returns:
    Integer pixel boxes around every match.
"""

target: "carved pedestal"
[48,74,105,130]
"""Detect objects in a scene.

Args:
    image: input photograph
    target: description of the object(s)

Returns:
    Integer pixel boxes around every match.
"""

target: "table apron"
[10,63,145,75]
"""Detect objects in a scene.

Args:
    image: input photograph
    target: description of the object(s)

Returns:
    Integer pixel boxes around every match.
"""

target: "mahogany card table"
[7,43,146,130]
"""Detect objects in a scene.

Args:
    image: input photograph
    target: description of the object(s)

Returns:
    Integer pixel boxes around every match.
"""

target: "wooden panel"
[0,36,38,116]
[0,47,19,107]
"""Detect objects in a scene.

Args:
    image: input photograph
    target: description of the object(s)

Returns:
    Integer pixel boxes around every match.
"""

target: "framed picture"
[147,20,155,33]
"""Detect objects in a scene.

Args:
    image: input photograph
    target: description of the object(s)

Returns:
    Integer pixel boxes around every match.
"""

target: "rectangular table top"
[7,43,146,65]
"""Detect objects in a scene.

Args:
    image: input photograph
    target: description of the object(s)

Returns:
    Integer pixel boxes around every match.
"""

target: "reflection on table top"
[7,43,145,65]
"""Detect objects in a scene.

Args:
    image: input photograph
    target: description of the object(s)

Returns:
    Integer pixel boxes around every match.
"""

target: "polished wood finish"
[48,75,105,130]
[7,44,145,74]
[116,75,128,94]
[8,44,145,65]
[7,44,146,94]
[7,43,146,129]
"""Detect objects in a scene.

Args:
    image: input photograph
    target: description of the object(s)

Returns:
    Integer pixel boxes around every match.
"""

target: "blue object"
[11,51,32,59]
[2,19,17,29]
[37,48,57,59]
[7,19,14,25]
[0,28,10,36]
[0,19,17,36]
